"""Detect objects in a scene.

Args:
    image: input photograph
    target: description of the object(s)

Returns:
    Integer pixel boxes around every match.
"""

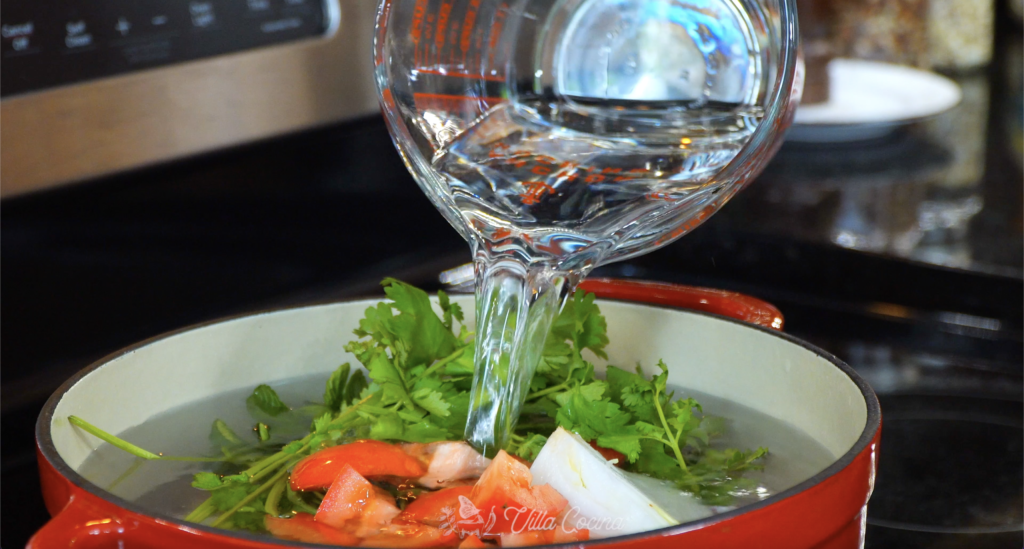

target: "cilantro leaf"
[312,412,332,434]
[401,421,451,442]
[367,411,450,443]
[211,482,257,512]
[550,291,609,359]
[369,412,405,440]
[231,507,269,532]
[443,348,475,377]
[366,350,412,407]
[411,387,451,417]
[381,278,459,368]
[209,419,245,451]
[437,289,464,330]
[246,385,289,417]
[513,433,548,461]
[324,363,368,411]
[609,365,663,425]
[553,382,640,459]
[192,472,223,490]
[633,439,683,481]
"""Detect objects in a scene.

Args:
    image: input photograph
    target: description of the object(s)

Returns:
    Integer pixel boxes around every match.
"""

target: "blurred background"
[2,0,1021,547]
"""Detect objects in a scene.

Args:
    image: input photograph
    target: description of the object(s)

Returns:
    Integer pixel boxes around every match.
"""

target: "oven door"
[0,0,379,198]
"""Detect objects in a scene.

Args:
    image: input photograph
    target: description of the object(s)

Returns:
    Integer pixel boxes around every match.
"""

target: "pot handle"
[27,492,130,549]
[579,278,785,330]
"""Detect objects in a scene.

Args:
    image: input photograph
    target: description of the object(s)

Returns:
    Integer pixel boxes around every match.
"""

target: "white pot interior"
[48,296,867,474]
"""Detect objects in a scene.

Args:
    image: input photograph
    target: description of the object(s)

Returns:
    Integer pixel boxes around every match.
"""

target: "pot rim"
[36,291,881,548]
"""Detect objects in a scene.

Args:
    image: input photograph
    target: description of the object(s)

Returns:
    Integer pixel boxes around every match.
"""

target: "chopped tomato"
[499,525,589,547]
[291,440,427,491]
[265,513,360,545]
[398,486,474,527]
[552,526,590,543]
[314,463,403,536]
[360,522,459,548]
[354,489,403,538]
[499,531,550,547]
[470,451,568,536]
[314,463,377,528]
[549,506,591,543]
[588,440,627,466]
[458,535,490,548]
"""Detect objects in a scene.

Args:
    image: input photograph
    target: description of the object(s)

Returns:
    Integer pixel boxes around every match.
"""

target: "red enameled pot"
[30,279,879,549]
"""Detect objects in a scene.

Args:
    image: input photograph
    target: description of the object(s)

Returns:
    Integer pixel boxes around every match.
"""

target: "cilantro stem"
[331,393,375,426]
[526,383,568,402]
[286,486,319,515]
[238,394,378,480]
[69,416,160,460]
[106,458,145,492]
[513,422,554,431]
[184,497,216,523]
[243,438,309,478]
[161,455,245,462]
[264,478,287,517]
[70,416,258,464]
[410,347,466,385]
[249,445,307,484]
[652,389,689,475]
[210,462,294,528]
[213,419,243,445]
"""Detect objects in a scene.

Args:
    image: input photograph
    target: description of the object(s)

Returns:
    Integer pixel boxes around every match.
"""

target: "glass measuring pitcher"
[374,0,800,454]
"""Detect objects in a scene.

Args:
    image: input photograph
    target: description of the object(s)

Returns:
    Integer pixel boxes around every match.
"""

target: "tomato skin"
[470,451,568,536]
[498,525,590,546]
[360,522,459,548]
[499,531,550,547]
[314,463,376,529]
[552,526,590,543]
[291,440,427,491]
[398,486,474,527]
[458,535,490,548]
[265,513,361,545]
[588,440,627,466]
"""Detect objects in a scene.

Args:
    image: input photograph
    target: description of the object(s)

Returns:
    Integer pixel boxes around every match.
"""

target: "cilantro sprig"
[516,296,768,504]
[70,278,768,533]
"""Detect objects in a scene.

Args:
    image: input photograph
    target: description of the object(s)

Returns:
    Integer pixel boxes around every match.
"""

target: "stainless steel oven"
[0,0,380,197]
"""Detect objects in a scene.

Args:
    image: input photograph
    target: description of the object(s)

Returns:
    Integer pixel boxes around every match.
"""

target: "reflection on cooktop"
[723,65,1023,280]
[866,395,1023,548]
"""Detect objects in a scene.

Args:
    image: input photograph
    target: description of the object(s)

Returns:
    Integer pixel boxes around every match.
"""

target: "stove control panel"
[1,0,331,97]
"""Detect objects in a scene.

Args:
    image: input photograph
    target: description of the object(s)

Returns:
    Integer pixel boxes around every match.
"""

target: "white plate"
[788,59,962,143]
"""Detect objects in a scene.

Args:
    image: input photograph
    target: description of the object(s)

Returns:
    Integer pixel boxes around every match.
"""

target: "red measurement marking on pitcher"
[410,0,428,65]
[646,191,674,201]
[413,93,502,115]
[520,181,555,205]
[434,0,453,64]
[412,68,504,82]
[486,4,507,71]
[411,0,507,79]
[653,204,718,246]
[480,143,658,188]
[460,0,481,62]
